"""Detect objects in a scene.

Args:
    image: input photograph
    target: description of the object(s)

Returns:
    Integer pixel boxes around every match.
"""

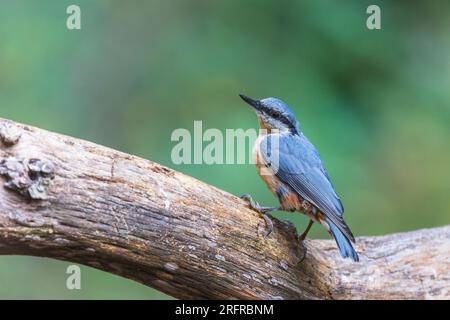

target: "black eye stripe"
[262,107,293,126]
[267,109,280,118]
[276,113,292,126]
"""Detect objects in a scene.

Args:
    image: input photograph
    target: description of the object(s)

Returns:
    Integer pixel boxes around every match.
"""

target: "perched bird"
[239,94,358,261]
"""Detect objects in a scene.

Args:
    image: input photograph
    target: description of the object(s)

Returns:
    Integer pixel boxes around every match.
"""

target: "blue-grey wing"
[260,134,354,241]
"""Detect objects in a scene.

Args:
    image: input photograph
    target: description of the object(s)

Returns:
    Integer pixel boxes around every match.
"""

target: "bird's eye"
[269,110,280,118]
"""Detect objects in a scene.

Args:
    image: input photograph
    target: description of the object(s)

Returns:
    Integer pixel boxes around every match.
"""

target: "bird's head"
[239,94,300,134]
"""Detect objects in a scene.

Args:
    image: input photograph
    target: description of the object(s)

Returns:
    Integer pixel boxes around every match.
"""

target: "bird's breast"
[253,134,282,195]
[252,134,265,167]
[253,134,272,177]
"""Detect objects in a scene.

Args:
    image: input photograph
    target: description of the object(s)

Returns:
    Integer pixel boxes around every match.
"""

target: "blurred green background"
[1,0,449,299]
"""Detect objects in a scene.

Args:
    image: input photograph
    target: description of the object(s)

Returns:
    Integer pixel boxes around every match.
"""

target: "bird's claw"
[240,194,259,210]
[260,213,273,239]
[240,194,274,239]
[240,194,276,214]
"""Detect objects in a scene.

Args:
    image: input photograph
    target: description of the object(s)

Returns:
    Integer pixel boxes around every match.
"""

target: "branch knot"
[0,120,21,146]
[0,157,55,200]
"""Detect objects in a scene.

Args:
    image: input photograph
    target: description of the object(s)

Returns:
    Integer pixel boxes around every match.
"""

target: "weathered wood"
[0,118,448,299]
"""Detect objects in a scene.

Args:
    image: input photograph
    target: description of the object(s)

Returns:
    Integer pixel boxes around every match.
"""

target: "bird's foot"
[259,214,274,239]
[295,220,314,264]
[240,194,277,238]
[240,194,277,214]
[296,235,308,264]
[299,219,314,241]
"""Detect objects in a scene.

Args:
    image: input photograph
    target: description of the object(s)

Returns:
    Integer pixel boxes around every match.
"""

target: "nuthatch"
[239,94,358,261]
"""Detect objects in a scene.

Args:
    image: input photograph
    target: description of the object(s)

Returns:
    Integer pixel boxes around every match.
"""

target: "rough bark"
[0,118,448,300]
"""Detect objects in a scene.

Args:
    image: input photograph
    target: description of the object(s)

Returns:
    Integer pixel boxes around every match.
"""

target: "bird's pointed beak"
[239,94,262,111]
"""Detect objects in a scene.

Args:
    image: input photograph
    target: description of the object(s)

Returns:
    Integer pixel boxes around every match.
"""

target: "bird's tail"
[327,219,359,262]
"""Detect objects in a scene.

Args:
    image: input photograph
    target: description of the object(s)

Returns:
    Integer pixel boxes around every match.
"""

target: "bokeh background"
[1,0,449,299]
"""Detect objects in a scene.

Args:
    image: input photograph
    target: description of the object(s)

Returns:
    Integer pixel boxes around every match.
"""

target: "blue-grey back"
[260,132,344,217]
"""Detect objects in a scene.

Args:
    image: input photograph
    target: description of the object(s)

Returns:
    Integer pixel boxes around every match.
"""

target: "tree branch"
[0,118,448,299]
